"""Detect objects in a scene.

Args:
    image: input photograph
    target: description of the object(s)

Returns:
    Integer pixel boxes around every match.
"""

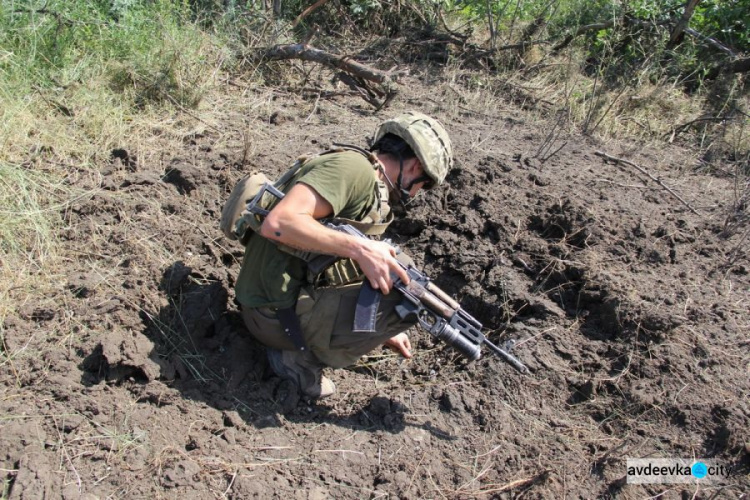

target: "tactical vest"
[221,146,393,287]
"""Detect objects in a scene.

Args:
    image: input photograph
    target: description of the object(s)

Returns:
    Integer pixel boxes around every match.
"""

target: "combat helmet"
[374,111,453,187]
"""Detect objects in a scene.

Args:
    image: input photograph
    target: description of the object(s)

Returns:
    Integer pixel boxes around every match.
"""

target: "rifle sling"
[275,305,308,351]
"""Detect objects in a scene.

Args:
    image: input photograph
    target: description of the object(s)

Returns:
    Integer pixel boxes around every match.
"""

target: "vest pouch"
[220,172,270,242]
[308,258,364,288]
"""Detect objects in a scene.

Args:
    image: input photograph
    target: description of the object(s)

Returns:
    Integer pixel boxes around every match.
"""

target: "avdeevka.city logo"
[626,459,732,484]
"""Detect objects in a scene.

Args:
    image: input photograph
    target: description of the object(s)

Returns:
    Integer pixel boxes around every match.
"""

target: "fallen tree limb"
[706,56,750,80]
[256,43,398,108]
[553,17,670,52]
[667,115,728,142]
[553,20,616,52]
[594,151,700,215]
[259,43,395,85]
[683,27,736,57]
[292,0,330,28]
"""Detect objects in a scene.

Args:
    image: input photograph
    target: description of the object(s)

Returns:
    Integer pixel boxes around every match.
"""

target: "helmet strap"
[375,151,414,210]
[394,156,413,209]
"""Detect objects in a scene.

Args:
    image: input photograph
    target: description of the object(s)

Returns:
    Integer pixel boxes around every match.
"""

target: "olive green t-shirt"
[235,151,378,309]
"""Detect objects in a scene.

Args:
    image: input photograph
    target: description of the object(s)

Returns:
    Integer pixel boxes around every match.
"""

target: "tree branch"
[683,27,736,57]
[706,56,750,80]
[553,17,671,53]
[292,0,330,28]
[260,43,396,84]
[256,43,398,108]
[667,0,701,49]
[595,151,700,215]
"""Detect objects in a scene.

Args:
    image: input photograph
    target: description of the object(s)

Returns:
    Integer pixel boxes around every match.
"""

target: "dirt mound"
[1,79,748,498]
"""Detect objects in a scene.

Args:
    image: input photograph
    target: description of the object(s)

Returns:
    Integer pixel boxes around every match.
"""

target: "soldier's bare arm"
[259,182,408,294]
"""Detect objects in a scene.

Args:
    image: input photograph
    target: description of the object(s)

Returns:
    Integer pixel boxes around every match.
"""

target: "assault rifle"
[309,223,529,374]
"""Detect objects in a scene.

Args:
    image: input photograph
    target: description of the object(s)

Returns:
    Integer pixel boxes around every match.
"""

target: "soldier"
[232,112,453,398]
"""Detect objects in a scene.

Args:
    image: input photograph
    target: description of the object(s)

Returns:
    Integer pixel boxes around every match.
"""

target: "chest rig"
[232,145,393,287]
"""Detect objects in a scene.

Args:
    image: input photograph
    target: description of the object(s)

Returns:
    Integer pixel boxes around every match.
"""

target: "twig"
[462,470,549,495]
[591,179,658,190]
[594,151,700,215]
[53,416,82,494]
[222,469,238,499]
[313,449,365,456]
[668,115,728,141]
[0,331,21,387]
[292,0,330,27]
[304,93,320,122]
[514,327,557,348]
[407,452,426,493]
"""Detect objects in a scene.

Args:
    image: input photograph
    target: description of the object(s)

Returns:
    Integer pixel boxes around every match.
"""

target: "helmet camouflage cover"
[374,111,453,187]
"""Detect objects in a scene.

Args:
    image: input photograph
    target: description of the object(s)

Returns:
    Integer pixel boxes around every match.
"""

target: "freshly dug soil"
[2,75,748,499]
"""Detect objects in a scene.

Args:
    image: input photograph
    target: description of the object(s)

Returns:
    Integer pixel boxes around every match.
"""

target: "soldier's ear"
[408,157,423,174]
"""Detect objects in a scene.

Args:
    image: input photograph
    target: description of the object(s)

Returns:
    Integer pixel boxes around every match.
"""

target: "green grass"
[0,0,233,319]
[0,163,59,258]
[0,0,229,161]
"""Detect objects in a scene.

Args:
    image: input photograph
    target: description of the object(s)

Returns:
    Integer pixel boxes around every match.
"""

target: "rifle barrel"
[482,339,528,374]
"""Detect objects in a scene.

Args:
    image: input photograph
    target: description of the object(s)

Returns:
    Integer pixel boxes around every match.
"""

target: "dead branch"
[256,43,398,108]
[437,8,470,47]
[553,20,616,52]
[667,115,728,141]
[706,56,750,80]
[462,39,551,68]
[667,0,701,49]
[683,27,736,57]
[259,43,395,84]
[292,0,330,28]
[553,17,670,52]
[468,470,550,495]
[594,151,700,215]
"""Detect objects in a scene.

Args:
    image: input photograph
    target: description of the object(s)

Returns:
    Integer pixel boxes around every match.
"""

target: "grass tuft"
[0,0,233,321]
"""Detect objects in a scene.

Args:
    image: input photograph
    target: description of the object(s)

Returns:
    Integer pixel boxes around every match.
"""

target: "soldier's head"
[371,112,453,205]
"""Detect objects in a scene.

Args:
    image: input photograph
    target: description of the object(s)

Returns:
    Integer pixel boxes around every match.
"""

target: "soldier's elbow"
[259,213,283,241]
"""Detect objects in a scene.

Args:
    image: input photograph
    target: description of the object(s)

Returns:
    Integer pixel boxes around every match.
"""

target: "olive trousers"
[242,282,416,368]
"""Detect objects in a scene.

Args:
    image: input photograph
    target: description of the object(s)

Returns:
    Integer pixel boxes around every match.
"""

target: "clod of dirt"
[8,453,59,499]
[367,395,392,416]
[163,163,207,195]
[67,272,98,298]
[111,148,137,170]
[120,171,162,188]
[222,410,244,428]
[270,110,294,125]
[161,459,201,488]
[82,331,164,384]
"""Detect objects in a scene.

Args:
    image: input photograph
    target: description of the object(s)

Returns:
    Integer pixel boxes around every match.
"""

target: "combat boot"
[266,348,336,398]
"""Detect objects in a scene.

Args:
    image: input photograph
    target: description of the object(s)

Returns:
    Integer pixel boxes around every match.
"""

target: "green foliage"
[0,0,232,293]
[0,0,226,106]
[0,162,57,258]
[691,0,749,51]
[348,0,382,17]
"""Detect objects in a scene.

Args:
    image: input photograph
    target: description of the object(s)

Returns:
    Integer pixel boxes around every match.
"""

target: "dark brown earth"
[1,73,748,499]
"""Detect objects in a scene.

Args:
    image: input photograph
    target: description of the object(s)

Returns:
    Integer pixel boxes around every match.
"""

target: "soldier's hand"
[354,240,409,295]
[384,333,412,358]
